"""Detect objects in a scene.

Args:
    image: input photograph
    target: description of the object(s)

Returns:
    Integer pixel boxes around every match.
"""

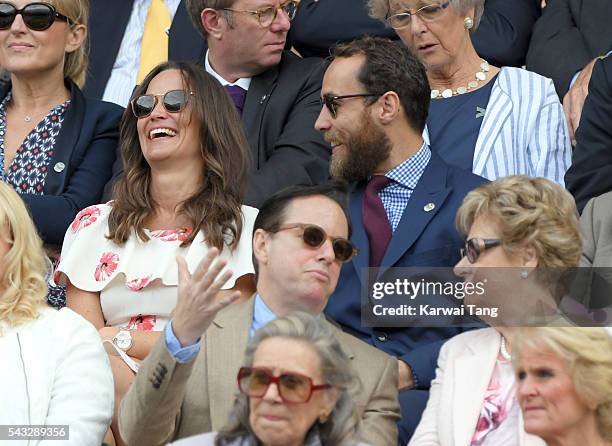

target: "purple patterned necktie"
[362,175,392,267]
[224,85,247,116]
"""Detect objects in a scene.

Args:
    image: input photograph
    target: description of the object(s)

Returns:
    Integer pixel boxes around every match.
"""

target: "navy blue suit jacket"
[0,80,123,245]
[84,0,203,99]
[326,152,487,388]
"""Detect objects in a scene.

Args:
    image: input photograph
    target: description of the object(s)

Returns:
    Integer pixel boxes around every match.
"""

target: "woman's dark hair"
[107,61,250,250]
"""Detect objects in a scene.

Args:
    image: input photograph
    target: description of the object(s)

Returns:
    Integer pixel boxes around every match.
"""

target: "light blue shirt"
[164,294,275,363]
[102,0,182,107]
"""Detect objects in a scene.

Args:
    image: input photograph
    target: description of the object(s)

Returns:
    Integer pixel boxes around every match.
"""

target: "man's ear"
[201,8,225,39]
[377,91,401,125]
[252,229,271,266]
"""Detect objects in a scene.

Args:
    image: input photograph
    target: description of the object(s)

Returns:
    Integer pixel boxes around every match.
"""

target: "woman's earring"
[464,17,474,30]
[318,412,329,423]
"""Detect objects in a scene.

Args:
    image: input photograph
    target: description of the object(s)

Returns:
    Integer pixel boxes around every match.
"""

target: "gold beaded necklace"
[431,60,490,99]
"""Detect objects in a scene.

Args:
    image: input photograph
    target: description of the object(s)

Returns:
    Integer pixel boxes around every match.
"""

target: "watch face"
[114,331,132,350]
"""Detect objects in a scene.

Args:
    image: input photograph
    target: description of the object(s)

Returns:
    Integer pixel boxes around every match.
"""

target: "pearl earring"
[464,17,474,30]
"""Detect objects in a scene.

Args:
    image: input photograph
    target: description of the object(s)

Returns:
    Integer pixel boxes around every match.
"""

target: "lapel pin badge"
[423,203,435,212]
[259,95,268,104]
[53,162,65,173]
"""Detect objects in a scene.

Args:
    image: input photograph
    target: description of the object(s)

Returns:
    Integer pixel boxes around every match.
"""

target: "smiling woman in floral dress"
[52,61,257,446]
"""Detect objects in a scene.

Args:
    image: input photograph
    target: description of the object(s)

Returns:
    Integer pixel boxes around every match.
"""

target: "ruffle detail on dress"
[52,202,257,293]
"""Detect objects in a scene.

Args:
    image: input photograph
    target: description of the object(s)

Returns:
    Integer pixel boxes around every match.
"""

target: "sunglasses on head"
[131,90,195,119]
[0,2,72,31]
[237,366,332,403]
[268,223,358,262]
[460,238,502,263]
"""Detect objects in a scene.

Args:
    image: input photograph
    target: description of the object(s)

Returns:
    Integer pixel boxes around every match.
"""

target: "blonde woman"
[410,176,582,446]
[514,327,612,446]
[0,182,113,446]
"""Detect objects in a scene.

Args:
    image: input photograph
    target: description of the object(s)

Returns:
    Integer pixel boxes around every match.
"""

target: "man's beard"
[329,111,392,182]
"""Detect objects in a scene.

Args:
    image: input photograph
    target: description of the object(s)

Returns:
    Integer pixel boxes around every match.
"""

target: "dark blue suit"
[0,80,123,245]
[326,152,487,443]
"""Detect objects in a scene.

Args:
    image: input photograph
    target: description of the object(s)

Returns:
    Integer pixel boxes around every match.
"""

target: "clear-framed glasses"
[237,367,332,403]
[0,2,73,31]
[459,238,502,264]
[320,93,381,119]
[386,1,450,29]
[131,90,195,119]
[221,0,300,28]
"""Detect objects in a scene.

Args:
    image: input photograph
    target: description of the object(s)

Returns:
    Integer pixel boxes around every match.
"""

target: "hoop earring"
[464,17,474,30]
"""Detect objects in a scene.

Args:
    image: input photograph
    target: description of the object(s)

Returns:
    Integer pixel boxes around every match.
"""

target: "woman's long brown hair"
[107,61,251,250]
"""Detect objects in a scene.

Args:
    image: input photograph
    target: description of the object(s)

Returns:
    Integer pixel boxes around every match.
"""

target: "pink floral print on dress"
[70,205,101,233]
[94,252,119,282]
[149,227,192,242]
[127,315,156,331]
[126,275,153,291]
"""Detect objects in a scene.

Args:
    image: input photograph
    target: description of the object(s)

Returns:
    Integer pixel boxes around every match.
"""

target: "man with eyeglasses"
[119,182,400,446]
[314,36,488,443]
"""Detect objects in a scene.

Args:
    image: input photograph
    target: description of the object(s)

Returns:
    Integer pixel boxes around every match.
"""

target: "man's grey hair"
[369,0,485,31]
[215,312,363,446]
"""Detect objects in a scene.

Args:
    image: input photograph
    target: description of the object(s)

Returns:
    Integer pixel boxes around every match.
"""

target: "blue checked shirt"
[379,143,431,232]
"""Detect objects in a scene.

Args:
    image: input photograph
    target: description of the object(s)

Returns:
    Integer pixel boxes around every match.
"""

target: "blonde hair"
[369,0,485,31]
[50,0,89,87]
[0,183,48,333]
[513,327,612,441]
[456,176,582,269]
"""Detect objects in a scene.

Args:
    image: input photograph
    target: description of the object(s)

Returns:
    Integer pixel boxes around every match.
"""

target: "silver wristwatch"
[113,329,133,352]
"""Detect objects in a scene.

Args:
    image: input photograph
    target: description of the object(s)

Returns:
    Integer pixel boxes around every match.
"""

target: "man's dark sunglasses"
[268,223,358,262]
[0,2,72,31]
[131,90,195,119]
[320,93,381,119]
[460,238,502,263]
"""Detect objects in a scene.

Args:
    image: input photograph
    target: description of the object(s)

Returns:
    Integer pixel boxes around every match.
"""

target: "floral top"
[0,91,71,308]
[0,91,70,190]
[53,202,258,331]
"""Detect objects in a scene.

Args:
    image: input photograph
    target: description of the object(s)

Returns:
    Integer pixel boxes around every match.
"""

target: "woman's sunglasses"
[131,90,195,119]
[460,238,502,263]
[237,367,332,403]
[268,223,358,262]
[0,2,72,31]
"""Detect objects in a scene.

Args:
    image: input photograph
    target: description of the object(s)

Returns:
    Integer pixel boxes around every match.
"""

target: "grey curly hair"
[215,312,362,446]
[369,0,485,31]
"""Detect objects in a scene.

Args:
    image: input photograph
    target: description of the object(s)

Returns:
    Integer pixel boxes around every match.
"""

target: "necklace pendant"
[24,115,32,122]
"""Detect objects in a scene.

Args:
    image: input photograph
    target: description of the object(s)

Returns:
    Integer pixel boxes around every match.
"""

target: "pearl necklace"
[500,335,511,361]
[431,60,490,99]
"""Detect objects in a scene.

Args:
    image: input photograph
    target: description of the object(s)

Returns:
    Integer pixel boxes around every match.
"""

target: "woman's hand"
[171,248,241,347]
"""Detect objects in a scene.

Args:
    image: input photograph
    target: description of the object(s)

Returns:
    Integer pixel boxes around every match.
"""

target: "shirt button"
[53,162,65,173]
[376,333,388,342]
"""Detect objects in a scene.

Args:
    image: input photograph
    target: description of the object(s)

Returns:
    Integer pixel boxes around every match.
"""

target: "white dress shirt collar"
[205,50,252,91]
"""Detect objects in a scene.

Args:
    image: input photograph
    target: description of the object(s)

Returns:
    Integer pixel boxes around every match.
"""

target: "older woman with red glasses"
[52,61,257,446]
[0,0,121,287]
[409,176,582,446]
[170,312,368,446]
[368,0,570,186]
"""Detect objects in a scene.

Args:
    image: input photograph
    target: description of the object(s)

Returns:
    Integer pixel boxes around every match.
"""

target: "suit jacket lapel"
[378,154,451,274]
[242,66,279,169]
[206,300,253,429]
[453,330,500,446]
[42,80,85,196]
[473,72,512,176]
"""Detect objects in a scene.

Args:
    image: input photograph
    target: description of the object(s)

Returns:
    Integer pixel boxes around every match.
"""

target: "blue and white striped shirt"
[102,0,182,107]
[379,143,431,232]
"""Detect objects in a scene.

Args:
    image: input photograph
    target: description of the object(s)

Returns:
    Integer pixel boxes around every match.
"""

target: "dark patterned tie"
[362,175,392,267]
[224,85,247,116]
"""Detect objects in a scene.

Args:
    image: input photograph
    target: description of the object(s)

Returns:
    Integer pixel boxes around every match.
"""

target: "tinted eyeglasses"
[321,93,381,119]
[237,367,332,403]
[222,0,299,28]
[131,90,195,119]
[0,2,72,31]
[269,223,358,262]
[460,238,502,263]
[386,1,450,29]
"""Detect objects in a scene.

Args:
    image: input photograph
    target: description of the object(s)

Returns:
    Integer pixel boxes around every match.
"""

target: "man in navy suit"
[97,0,330,207]
[315,36,487,443]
